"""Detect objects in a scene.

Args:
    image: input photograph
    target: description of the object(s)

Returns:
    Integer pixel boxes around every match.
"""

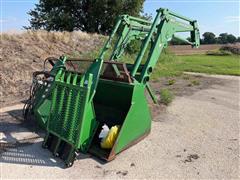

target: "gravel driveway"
[0,74,239,179]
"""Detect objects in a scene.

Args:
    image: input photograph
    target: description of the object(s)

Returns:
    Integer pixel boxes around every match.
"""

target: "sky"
[1,0,239,37]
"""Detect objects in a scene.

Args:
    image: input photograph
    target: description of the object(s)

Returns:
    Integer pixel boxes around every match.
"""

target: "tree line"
[171,32,240,45]
[201,32,239,44]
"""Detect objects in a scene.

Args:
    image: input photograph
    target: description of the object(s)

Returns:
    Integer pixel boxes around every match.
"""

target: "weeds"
[206,50,232,56]
[167,79,176,85]
[188,80,200,86]
[160,89,174,105]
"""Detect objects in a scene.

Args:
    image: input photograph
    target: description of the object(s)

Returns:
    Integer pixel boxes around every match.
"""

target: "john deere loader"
[24,8,200,167]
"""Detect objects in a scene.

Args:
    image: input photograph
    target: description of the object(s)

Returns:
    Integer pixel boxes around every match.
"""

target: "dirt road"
[0,74,239,179]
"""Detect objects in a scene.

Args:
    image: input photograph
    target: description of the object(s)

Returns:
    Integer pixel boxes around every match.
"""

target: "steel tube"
[131,10,162,77]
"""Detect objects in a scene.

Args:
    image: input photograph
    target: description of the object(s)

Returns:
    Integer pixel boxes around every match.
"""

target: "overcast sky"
[1,0,239,37]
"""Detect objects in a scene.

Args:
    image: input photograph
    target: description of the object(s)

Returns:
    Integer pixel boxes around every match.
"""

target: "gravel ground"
[0,74,239,179]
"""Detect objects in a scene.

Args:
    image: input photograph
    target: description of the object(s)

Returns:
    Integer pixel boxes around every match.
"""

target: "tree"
[202,32,216,44]
[218,33,228,44]
[25,0,145,34]
[227,34,237,43]
[217,33,237,44]
[237,37,240,43]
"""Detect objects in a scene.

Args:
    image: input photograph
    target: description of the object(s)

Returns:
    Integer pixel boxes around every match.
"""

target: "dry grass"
[0,30,104,100]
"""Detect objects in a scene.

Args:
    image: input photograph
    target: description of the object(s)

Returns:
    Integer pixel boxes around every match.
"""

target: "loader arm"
[89,8,199,86]
[131,8,200,83]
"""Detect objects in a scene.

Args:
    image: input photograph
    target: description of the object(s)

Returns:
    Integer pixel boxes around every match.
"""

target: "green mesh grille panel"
[48,72,87,145]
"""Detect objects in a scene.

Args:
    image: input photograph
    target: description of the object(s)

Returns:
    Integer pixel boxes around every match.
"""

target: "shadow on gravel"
[0,141,65,168]
[0,109,65,168]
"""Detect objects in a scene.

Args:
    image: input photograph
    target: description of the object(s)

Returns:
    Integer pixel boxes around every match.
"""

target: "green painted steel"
[31,57,67,129]
[47,69,99,150]
[28,8,200,166]
[114,83,152,154]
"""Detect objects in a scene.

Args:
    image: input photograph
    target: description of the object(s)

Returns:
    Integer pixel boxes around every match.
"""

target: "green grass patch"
[167,79,176,85]
[151,54,240,78]
[176,55,240,76]
[160,89,174,105]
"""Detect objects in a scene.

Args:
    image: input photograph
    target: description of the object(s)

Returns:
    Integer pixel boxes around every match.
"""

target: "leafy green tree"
[25,0,145,34]
[202,32,216,44]
[237,37,240,42]
[217,33,237,44]
[227,34,237,43]
[218,33,228,44]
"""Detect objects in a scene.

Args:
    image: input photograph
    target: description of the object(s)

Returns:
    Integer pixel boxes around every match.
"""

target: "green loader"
[24,8,200,167]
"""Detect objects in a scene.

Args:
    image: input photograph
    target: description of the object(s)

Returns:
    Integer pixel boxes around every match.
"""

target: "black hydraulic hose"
[43,57,58,71]
[22,71,53,121]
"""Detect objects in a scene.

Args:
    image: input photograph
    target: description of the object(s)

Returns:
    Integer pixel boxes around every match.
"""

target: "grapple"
[24,8,200,167]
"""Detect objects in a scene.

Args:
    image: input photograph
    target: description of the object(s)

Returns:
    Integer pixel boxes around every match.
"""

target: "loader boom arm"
[131,8,200,83]
[91,8,200,85]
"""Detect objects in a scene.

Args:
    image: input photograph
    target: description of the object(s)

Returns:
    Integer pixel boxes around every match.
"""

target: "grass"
[167,79,176,85]
[160,89,174,105]
[151,54,240,78]
[176,55,240,76]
